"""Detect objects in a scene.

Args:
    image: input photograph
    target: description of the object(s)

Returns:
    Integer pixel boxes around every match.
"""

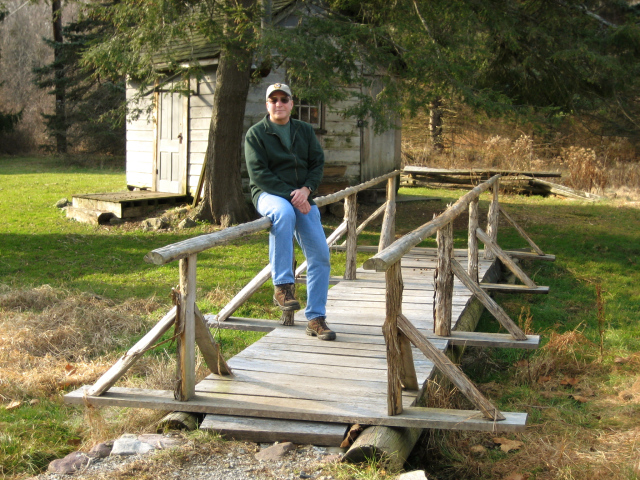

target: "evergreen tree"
[33,3,125,154]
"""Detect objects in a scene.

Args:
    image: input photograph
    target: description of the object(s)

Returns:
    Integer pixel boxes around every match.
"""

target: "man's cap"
[266,83,292,100]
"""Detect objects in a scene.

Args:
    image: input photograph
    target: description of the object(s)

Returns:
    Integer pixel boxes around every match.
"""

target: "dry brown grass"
[411,330,640,480]
[0,284,194,401]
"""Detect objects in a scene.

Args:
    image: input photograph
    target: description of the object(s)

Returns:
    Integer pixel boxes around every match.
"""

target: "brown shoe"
[306,317,336,341]
[273,283,300,311]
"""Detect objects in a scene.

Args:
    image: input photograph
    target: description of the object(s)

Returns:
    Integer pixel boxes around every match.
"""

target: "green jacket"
[245,115,324,208]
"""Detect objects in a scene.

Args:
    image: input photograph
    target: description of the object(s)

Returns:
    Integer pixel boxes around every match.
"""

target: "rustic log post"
[397,314,505,421]
[383,261,404,415]
[450,259,528,340]
[434,222,453,336]
[468,197,479,283]
[344,193,358,280]
[476,228,537,288]
[280,238,297,326]
[484,179,500,260]
[378,177,397,251]
[498,205,545,255]
[175,254,197,401]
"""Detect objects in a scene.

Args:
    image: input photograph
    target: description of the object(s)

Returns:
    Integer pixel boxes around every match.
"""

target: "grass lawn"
[1,156,639,479]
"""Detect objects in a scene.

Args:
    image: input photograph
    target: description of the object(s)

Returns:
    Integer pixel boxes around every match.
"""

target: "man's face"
[266,92,293,125]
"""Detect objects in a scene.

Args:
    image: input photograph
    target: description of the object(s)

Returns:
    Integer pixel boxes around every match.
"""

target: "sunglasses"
[267,96,291,104]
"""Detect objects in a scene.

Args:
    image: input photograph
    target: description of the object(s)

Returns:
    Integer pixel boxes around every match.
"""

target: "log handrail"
[363,175,501,272]
[144,170,401,265]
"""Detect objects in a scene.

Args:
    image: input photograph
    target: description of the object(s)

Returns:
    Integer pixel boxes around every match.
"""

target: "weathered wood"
[434,222,453,336]
[468,197,479,283]
[504,250,555,262]
[450,258,527,341]
[314,170,400,208]
[383,261,404,415]
[529,178,602,201]
[145,216,271,265]
[194,306,231,375]
[480,283,549,294]
[399,330,419,391]
[363,175,500,272]
[87,307,177,396]
[498,205,545,256]
[175,255,196,401]
[403,166,561,178]
[156,411,199,432]
[200,414,348,446]
[424,330,540,349]
[397,314,505,421]
[343,425,421,469]
[339,202,387,247]
[211,221,348,323]
[66,386,527,431]
[344,193,358,280]
[484,180,500,260]
[378,177,396,251]
[476,228,537,288]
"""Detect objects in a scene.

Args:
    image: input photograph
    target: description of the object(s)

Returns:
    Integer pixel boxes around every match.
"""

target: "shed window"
[293,98,322,129]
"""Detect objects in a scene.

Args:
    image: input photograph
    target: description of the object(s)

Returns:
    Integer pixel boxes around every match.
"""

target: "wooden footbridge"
[66,171,553,446]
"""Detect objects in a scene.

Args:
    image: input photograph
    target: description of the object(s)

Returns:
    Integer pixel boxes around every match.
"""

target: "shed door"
[156,90,185,193]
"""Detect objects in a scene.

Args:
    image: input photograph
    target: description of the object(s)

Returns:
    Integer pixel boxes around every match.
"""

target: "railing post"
[484,179,500,260]
[175,254,196,401]
[344,193,358,280]
[434,222,453,336]
[378,176,397,251]
[468,197,479,283]
[383,261,404,415]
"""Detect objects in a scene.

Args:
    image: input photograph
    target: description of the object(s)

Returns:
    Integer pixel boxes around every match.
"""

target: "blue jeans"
[257,192,330,320]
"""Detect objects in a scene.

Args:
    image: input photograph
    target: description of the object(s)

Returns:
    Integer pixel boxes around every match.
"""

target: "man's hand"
[291,187,311,214]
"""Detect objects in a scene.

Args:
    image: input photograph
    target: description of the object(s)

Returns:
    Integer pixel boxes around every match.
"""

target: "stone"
[142,217,168,231]
[321,454,342,464]
[138,433,183,449]
[178,218,198,229]
[396,471,428,480]
[55,198,70,208]
[109,217,124,225]
[111,434,155,456]
[255,442,296,461]
[47,452,90,474]
[88,441,113,458]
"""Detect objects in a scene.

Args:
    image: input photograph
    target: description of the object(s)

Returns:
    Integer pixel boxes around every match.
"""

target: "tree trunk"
[194,48,252,225]
[429,97,443,152]
[52,0,67,154]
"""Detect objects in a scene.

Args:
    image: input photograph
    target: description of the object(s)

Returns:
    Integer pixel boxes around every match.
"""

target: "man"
[244,83,336,341]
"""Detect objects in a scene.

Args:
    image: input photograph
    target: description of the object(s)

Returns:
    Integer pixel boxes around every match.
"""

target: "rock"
[111,434,155,456]
[255,442,296,461]
[138,433,183,449]
[396,471,429,480]
[88,441,113,458]
[55,198,70,208]
[174,207,189,215]
[47,452,90,474]
[142,217,168,231]
[321,454,342,464]
[178,218,197,229]
[109,217,124,225]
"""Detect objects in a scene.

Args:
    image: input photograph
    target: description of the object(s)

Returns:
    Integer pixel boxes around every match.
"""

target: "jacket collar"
[262,114,298,135]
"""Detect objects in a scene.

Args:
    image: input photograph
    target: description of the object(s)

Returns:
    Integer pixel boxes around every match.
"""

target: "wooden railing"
[363,175,548,419]
[88,171,401,402]
[87,170,548,420]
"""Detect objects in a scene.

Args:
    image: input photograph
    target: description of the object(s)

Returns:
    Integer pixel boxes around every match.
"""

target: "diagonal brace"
[498,205,545,256]
[476,227,536,288]
[450,259,527,341]
[397,314,505,421]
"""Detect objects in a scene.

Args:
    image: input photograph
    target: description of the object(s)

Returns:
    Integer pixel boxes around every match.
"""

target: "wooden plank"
[480,284,549,294]
[424,331,540,349]
[504,250,555,262]
[403,166,561,178]
[200,414,348,446]
[65,386,528,432]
